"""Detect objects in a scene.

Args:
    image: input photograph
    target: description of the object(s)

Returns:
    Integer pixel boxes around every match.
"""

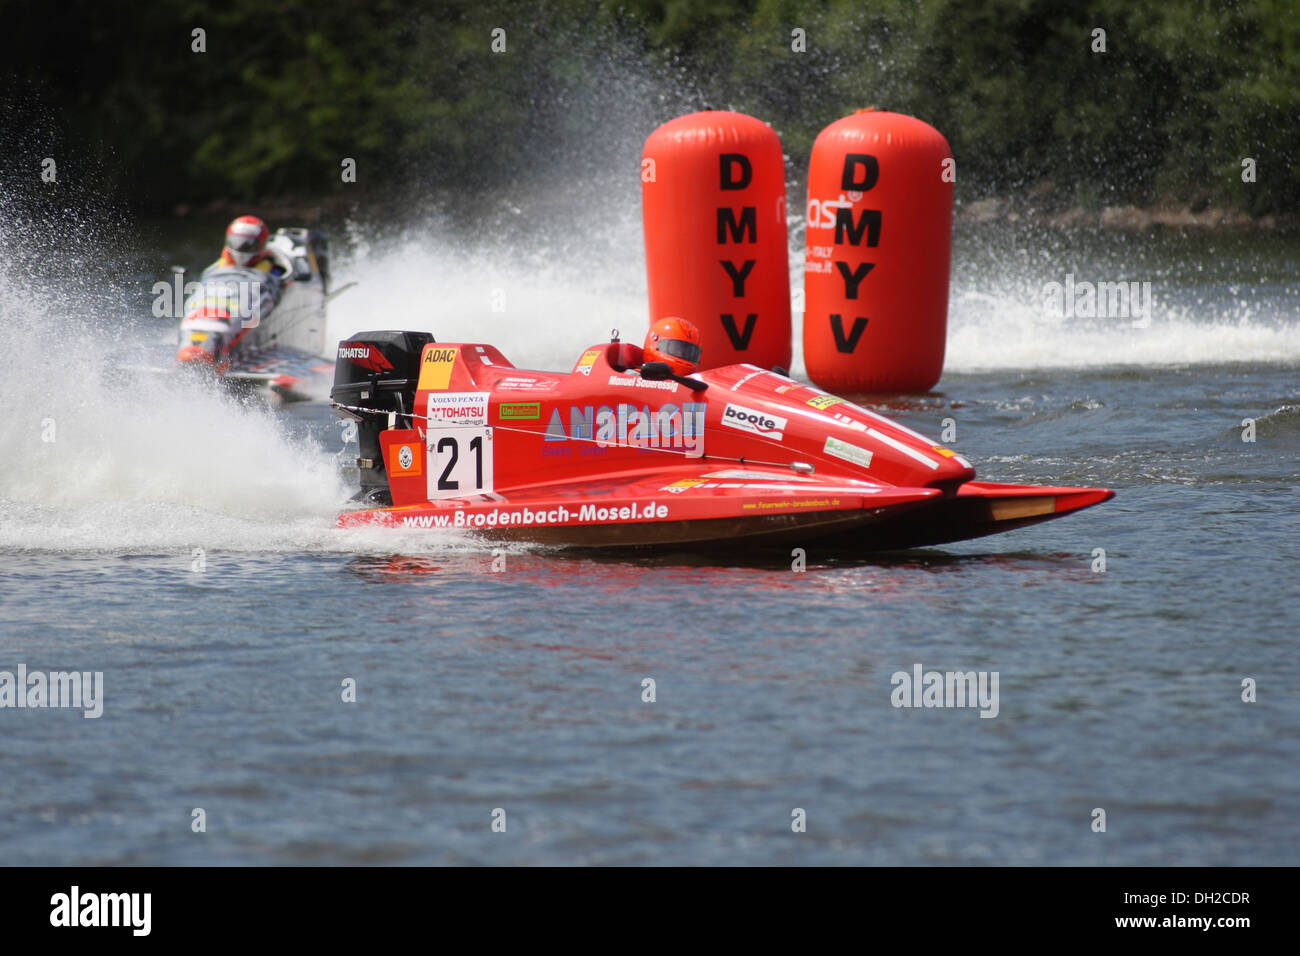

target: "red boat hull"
[332,337,1114,551]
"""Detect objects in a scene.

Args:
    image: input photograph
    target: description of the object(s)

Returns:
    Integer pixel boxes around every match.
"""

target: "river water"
[1,204,1296,864]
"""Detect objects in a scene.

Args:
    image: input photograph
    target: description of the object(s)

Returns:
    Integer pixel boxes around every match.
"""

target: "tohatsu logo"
[338,343,394,372]
[722,403,787,440]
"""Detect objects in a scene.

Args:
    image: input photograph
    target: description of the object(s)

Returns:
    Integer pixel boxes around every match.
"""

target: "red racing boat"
[331,331,1113,550]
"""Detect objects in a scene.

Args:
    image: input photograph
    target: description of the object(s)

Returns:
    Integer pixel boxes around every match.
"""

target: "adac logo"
[722,403,787,440]
[806,394,844,410]
[424,347,458,364]
[574,349,601,376]
[338,343,394,373]
[418,346,459,391]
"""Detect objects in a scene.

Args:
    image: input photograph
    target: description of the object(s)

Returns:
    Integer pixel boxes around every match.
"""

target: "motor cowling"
[331,330,435,502]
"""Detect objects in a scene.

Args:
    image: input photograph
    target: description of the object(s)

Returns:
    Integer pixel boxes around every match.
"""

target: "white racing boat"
[171,227,337,401]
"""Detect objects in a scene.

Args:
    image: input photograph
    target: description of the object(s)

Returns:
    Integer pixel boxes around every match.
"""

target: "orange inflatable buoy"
[804,110,953,393]
[642,111,791,371]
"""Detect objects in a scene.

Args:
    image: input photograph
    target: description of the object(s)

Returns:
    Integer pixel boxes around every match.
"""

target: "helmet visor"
[226,233,262,253]
[659,338,701,364]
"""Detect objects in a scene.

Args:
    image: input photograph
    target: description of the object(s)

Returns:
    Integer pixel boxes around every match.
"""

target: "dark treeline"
[4,0,1296,216]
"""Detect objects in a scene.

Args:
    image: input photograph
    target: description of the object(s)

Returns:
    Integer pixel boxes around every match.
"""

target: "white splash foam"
[944,286,1300,371]
[327,217,1298,379]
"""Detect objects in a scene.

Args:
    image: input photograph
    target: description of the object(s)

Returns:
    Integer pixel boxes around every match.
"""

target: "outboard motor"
[331,330,435,503]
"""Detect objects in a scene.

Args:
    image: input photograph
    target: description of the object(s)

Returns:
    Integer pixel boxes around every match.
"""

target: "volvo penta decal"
[722,403,787,440]
[543,402,705,455]
[427,392,489,425]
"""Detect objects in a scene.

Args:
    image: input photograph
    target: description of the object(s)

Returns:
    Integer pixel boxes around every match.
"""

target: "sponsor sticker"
[932,445,959,458]
[831,412,869,431]
[497,376,559,392]
[730,368,766,391]
[807,394,845,410]
[661,480,835,492]
[544,402,706,455]
[661,478,707,493]
[824,436,873,468]
[418,346,459,390]
[608,374,677,392]
[575,349,601,376]
[498,402,541,421]
[704,469,816,481]
[742,497,842,511]
[427,391,489,426]
[389,441,423,477]
[398,501,669,528]
[722,403,788,441]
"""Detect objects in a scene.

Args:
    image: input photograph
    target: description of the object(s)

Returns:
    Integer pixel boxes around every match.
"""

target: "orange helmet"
[224,215,269,267]
[644,316,702,377]
[175,344,216,367]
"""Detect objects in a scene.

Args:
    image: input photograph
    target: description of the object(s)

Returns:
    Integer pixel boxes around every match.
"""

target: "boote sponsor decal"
[722,403,787,440]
